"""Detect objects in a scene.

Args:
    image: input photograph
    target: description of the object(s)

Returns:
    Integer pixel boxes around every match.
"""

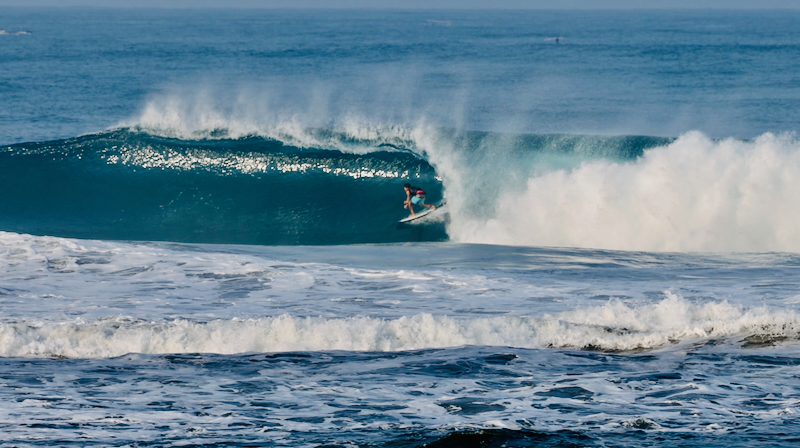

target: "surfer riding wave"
[403,182,436,218]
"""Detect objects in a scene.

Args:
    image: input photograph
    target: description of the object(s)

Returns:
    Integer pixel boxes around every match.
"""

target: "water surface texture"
[1,8,800,447]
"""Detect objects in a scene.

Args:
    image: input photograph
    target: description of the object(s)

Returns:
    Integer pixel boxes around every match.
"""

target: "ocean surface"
[2,7,800,447]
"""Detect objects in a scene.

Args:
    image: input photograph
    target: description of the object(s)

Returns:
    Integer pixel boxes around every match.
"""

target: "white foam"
[444,131,800,252]
[0,293,796,358]
[0,231,572,322]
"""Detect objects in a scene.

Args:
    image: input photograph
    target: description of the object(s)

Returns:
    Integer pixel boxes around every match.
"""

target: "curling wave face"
[4,116,800,251]
[0,128,444,245]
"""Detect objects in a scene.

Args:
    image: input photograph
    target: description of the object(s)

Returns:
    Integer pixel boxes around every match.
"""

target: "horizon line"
[2,4,800,9]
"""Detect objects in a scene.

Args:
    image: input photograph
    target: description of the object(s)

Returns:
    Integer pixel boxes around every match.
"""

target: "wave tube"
[0,130,444,245]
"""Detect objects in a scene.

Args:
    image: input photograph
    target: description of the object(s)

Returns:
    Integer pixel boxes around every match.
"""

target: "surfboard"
[399,200,446,223]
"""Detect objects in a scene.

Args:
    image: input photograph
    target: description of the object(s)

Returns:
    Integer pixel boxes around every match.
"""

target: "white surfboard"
[399,200,446,223]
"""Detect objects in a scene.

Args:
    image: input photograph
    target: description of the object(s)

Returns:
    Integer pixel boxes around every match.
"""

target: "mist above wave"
[124,91,423,156]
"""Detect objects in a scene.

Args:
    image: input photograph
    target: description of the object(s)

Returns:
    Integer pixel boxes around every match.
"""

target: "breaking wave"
[1,293,795,358]
[4,96,800,252]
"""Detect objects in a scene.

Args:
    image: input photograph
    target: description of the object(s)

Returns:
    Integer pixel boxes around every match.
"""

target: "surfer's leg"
[419,197,434,210]
[410,196,422,216]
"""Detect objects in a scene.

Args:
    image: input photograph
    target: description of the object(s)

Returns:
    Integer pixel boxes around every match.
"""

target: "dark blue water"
[3,347,799,447]
[2,7,800,447]
[2,8,800,146]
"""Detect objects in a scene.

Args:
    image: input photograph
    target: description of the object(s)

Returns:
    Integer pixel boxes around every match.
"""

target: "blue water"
[2,7,800,447]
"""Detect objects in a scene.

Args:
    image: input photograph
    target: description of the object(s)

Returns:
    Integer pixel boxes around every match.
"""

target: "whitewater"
[1,231,800,446]
[4,231,800,357]
[2,7,800,447]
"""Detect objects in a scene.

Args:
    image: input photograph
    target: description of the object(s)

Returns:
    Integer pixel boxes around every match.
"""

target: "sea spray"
[129,91,421,154]
[443,131,800,252]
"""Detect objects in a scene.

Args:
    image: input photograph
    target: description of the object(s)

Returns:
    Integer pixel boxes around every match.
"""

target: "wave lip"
[2,293,795,358]
[125,94,423,156]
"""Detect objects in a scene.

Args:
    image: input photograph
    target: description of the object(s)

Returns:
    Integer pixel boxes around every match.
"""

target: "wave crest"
[2,294,796,358]
[126,93,421,155]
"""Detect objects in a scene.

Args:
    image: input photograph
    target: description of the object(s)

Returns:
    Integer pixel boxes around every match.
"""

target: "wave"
[0,123,661,246]
[0,129,444,245]
[0,29,29,36]
[1,293,795,358]
[127,95,800,252]
[6,101,800,252]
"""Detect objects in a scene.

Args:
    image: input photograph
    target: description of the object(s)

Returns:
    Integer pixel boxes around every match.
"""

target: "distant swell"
[1,294,796,358]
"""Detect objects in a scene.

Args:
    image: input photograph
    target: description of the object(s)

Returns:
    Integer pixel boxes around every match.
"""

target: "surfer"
[403,183,436,218]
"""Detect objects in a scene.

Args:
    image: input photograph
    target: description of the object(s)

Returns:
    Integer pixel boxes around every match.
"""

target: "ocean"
[1,7,800,447]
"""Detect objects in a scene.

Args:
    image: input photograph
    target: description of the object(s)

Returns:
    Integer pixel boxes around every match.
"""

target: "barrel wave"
[6,125,800,251]
[0,129,444,245]
[0,127,667,246]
